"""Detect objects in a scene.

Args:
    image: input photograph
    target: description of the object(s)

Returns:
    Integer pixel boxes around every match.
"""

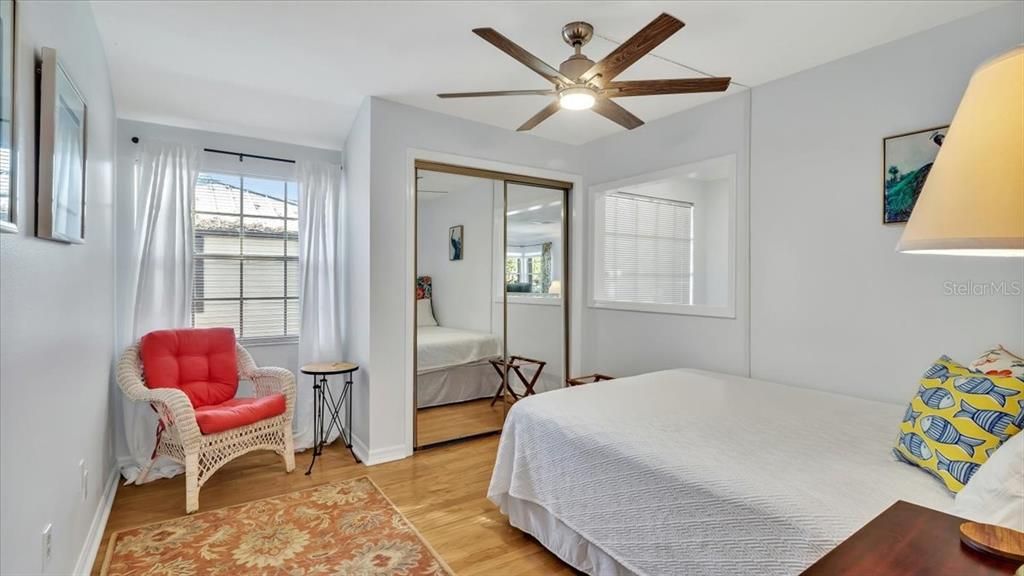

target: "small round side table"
[301,361,359,474]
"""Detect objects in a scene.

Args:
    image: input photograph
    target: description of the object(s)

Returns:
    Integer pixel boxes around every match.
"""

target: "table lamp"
[897,46,1023,256]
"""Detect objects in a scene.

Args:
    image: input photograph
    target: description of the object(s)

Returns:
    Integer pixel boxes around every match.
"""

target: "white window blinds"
[595,192,693,306]
[192,172,299,340]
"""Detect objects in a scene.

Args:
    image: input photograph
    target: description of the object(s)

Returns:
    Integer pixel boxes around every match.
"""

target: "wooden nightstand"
[801,501,1020,575]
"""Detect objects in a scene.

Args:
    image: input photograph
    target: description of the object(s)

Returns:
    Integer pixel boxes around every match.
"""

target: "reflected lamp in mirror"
[897,47,1023,257]
[548,280,561,296]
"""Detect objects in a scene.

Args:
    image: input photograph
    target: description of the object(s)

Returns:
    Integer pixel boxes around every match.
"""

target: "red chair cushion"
[193,394,287,435]
[140,328,239,408]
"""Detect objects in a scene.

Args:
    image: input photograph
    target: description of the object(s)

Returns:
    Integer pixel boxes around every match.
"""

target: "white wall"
[750,4,1024,404]
[342,99,372,454]
[417,179,495,333]
[0,2,117,574]
[345,97,583,461]
[581,92,751,378]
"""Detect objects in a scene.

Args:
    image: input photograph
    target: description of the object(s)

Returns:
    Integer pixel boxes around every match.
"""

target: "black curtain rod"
[203,147,296,164]
[130,137,342,169]
[130,137,295,164]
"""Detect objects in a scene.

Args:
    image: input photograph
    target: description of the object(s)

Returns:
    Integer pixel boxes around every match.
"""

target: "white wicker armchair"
[117,342,296,513]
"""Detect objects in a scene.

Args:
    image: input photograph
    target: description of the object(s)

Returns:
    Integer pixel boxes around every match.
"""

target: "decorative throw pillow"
[893,355,1024,492]
[970,345,1024,379]
[416,276,432,300]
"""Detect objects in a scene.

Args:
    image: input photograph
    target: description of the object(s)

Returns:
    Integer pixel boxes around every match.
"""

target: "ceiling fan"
[438,13,731,132]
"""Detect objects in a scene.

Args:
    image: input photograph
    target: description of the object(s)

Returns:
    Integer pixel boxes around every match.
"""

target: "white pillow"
[952,432,1023,531]
[417,299,438,327]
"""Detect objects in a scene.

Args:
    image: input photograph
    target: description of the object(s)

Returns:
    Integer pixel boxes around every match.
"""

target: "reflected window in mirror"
[502,190,563,302]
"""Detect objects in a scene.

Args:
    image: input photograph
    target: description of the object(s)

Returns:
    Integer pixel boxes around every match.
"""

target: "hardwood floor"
[92,436,575,575]
[416,398,504,446]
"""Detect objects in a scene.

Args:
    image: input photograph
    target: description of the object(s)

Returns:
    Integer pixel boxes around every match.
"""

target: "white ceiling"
[91,1,1001,149]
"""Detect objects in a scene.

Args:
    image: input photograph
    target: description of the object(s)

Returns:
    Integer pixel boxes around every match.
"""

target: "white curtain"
[114,140,200,483]
[295,161,345,450]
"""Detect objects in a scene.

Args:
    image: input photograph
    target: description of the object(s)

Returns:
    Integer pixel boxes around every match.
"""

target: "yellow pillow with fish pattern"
[893,355,1024,492]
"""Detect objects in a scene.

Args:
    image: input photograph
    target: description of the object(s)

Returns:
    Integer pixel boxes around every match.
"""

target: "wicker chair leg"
[283,427,296,472]
[185,453,200,514]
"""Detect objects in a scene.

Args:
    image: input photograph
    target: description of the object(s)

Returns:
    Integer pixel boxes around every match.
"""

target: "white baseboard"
[74,465,119,575]
[352,435,410,466]
[352,434,370,463]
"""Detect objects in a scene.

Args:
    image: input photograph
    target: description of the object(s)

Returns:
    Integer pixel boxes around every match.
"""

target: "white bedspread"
[488,369,954,575]
[417,326,501,373]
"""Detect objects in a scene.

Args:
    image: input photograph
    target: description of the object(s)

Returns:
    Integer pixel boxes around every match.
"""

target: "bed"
[417,325,501,408]
[488,369,955,575]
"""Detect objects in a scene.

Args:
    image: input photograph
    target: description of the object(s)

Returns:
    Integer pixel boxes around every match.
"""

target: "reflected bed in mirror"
[589,154,737,318]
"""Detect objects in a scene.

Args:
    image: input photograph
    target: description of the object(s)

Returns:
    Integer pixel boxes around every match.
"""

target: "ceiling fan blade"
[517,101,560,131]
[473,28,572,86]
[438,89,557,98]
[604,77,731,97]
[591,99,644,130]
[580,13,684,87]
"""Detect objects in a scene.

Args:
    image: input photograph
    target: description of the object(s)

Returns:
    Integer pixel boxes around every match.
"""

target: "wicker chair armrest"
[116,344,202,450]
[244,367,296,420]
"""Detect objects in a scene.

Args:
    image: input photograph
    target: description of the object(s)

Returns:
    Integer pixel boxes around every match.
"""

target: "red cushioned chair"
[117,328,295,513]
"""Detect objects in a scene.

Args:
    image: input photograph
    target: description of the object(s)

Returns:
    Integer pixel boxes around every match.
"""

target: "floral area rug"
[101,476,452,575]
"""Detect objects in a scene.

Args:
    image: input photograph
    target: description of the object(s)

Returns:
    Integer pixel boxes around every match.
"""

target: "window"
[593,191,693,307]
[192,172,299,340]
[505,245,550,293]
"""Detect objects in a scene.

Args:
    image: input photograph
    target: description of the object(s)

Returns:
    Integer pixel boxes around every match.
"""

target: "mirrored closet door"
[414,162,570,447]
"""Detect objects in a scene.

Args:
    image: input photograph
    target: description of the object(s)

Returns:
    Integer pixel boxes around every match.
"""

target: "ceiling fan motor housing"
[561,21,594,48]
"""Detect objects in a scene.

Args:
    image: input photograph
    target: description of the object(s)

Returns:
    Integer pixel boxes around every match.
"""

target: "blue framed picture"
[449,224,463,261]
[883,125,948,224]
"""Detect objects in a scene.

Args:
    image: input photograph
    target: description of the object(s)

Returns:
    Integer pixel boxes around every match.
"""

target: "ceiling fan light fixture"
[559,86,597,110]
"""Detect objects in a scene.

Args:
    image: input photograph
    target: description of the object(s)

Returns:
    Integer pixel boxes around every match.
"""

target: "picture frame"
[0,0,16,234]
[37,46,87,243]
[882,125,948,224]
[449,224,463,261]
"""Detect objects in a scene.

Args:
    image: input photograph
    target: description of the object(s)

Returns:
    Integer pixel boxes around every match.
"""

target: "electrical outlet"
[79,460,88,502]
[41,524,52,571]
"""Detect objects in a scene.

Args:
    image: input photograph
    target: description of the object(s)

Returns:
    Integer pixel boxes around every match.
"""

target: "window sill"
[239,336,299,347]
[588,300,735,319]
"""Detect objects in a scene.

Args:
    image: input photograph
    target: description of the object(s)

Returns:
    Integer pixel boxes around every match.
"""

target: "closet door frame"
[412,159,573,449]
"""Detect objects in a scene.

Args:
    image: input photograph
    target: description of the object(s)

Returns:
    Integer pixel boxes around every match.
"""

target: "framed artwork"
[37,46,87,243]
[449,224,463,261]
[883,125,948,224]
[0,0,16,233]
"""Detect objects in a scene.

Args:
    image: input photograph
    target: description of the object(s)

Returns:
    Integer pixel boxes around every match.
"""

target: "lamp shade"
[898,46,1024,256]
